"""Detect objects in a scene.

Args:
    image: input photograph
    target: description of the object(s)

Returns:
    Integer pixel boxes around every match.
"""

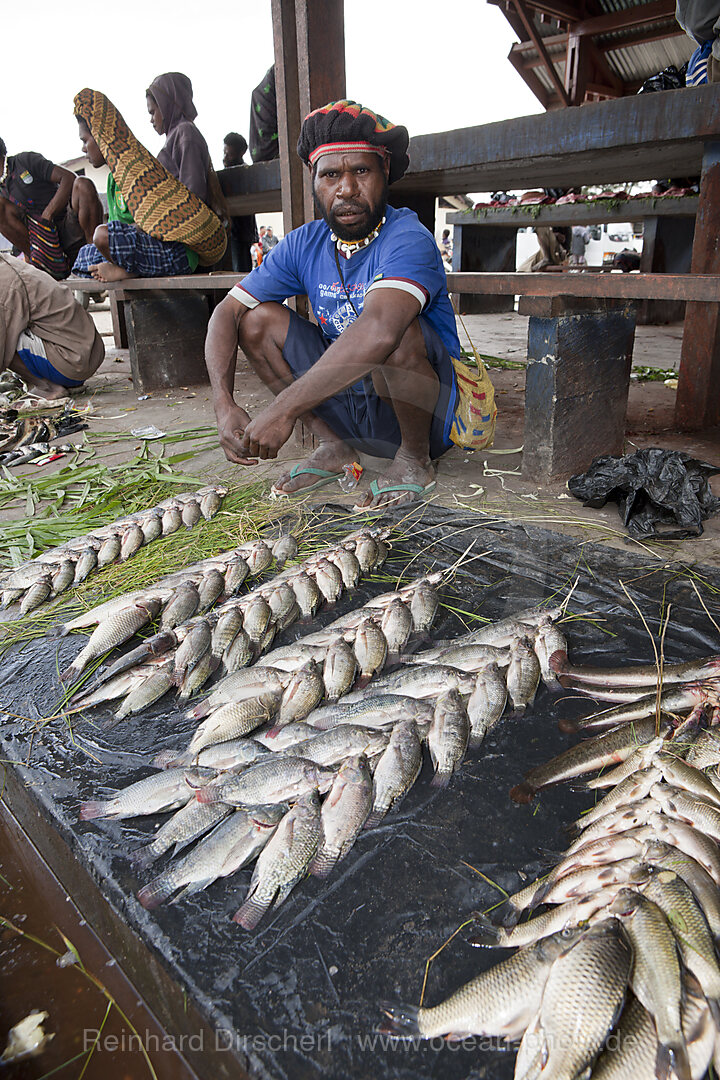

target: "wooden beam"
[508,43,552,109]
[675,141,720,428]
[272,0,305,237]
[572,0,676,37]
[444,272,720,302]
[295,0,346,225]
[512,0,570,105]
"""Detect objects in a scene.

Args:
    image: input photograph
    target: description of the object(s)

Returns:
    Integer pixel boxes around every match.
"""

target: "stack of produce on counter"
[76,543,569,930]
[382,637,720,1079]
[0,485,228,614]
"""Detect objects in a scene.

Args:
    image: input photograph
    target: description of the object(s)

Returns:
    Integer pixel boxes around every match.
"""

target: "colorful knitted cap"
[297,100,409,184]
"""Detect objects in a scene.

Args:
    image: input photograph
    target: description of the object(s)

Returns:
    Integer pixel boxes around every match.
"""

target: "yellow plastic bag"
[448,355,497,450]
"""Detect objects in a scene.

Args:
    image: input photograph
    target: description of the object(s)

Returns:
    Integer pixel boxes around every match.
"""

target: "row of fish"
[64,528,389,709]
[0,485,228,614]
[381,641,720,1078]
[77,587,569,930]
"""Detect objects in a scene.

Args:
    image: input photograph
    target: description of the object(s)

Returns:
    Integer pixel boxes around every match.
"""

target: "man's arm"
[42,166,76,221]
[205,294,257,464]
[240,287,421,459]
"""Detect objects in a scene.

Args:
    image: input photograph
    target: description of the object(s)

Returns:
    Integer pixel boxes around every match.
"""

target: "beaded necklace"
[331,215,386,260]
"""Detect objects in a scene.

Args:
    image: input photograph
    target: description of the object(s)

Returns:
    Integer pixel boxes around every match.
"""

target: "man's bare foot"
[353,449,437,510]
[8,358,70,401]
[89,261,131,283]
[271,439,355,496]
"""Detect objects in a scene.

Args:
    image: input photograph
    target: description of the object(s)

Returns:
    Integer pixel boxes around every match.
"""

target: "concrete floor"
[19,301,720,567]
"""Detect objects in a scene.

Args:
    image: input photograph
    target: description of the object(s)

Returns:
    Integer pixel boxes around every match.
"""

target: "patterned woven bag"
[448,355,497,450]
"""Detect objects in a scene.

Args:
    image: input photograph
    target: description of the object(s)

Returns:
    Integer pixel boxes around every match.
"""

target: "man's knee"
[73,176,100,209]
[237,301,289,353]
[0,195,20,227]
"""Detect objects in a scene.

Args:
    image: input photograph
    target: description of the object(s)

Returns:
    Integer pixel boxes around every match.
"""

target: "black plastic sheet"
[568,447,720,540]
[1,505,719,1079]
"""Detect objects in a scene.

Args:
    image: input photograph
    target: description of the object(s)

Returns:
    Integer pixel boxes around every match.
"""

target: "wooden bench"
[71,273,242,393]
[446,196,698,324]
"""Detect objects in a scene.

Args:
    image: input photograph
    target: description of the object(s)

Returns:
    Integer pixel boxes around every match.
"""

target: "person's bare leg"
[71,177,103,243]
[9,353,69,400]
[354,318,439,509]
[238,304,355,494]
[87,224,131,282]
[0,197,30,258]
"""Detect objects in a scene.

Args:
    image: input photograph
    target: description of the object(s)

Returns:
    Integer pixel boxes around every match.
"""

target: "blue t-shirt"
[231,205,462,359]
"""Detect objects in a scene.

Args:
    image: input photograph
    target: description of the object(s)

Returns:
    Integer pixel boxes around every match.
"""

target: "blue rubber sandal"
[353,478,437,512]
[270,464,344,499]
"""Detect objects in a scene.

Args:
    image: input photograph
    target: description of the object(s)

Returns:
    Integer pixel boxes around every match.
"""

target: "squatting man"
[206,100,480,510]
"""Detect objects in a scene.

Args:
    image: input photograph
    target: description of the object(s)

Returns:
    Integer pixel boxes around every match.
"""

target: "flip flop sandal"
[270,464,344,500]
[352,478,437,513]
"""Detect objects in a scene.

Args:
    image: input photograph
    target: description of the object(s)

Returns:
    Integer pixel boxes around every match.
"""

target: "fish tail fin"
[232,893,270,930]
[495,900,522,928]
[657,1040,691,1080]
[79,800,108,821]
[466,912,502,947]
[309,849,339,879]
[129,845,158,871]
[430,770,451,789]
[364,809,386,830]
[59,660,83,685]
[509,781,537,804]
[468,728,486,749]
[557,715,579,734]
[137,877,175,910]
[152,749,181,769]
[377,1001,421,1039]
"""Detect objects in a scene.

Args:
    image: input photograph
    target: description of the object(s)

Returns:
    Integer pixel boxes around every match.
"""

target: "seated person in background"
[71,88,226,282]
[0,140,95,279]
[205,100,495,509]
[261,225,279,254]
[249,66,279,163]
[146,72,211,202]
[676,0,720,83]
[0,253,104,398]
[222,132,257,273]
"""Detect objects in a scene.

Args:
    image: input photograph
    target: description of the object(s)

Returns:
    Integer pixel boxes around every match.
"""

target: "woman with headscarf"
[146,73,211,203]
[71,88,226,282]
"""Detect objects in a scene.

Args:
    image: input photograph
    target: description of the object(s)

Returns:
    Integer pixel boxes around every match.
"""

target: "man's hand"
[241,404,295,460]
[216,401,256,465]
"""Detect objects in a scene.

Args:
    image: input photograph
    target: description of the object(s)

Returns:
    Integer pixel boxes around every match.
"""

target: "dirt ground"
[20,300,720,568]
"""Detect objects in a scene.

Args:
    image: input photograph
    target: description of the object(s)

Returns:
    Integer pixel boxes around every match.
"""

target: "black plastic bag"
[638,64,687,93]
[568,448,720,539]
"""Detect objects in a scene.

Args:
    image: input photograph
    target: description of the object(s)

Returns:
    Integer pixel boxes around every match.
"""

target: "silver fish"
[367,719,423,827]
[199,489,223,521]
[312,558,344,604]
[290,725,388,768]
[20,575,52,615]
[323,638,358,702]
[380,928,585,1043]
[183,691,282,758]
[199,756,333,808]
[271,534,298,568]
[233,791,323,929]
[427,690,470,788]
[63,598,162,681]
[245,540,273,577]
[181,499,202,529]
[289,571,321,618]
[311,754,373,878]
[161,506,183,535]
[380,600,414,657]
[79,767,214,820]
[466,662,508,745]
[641,867,720,1000]
[174,620,212,679]
[196,569,226,614]
[211,607,244,659]
[409,583,439,633]
[119,523,145,561]
[327,548,360,589]
[353,535,379,572]
[72,546,98,585]
[190,668,285,719]
[353,619,388,680]
[346,665,475,703]
[267,583,298,629]
[51,559,76,596]
[533,617,568,686]
[223,556,250,595]
[223,627,253,673]
[160,582,200,632]
[253,722,317,751]
[242,595,273,647]
[115,665,176,719]
[140,513,163,544]
[277,661,325,726]
[306,694,434,734]
[137,805,283,908]
[132,798,232,869]
[468,888,627,948]
[97,534,121,567]
[177,650,217,701]
[506,637,541,711]
[518,921,632,1080]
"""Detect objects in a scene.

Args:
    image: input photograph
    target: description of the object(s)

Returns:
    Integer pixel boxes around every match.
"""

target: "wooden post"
[272,0,305,240]
[674,140,720,430]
